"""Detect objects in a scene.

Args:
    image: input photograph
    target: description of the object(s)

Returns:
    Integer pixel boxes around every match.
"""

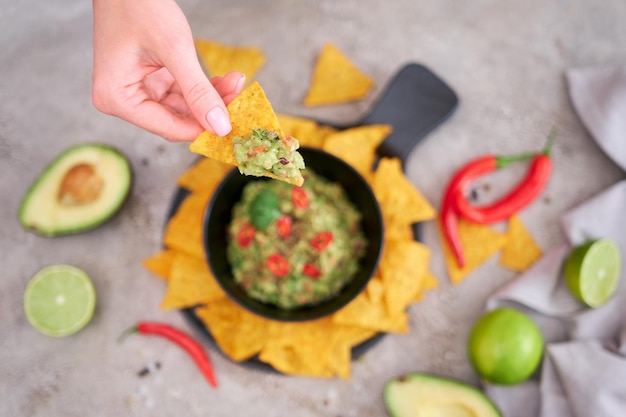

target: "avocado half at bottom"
[18,143,133,237]
[383,373,502,417]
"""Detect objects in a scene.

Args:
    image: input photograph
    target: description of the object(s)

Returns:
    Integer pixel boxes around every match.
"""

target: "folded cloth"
[482,65,626,417]
[567,64,626,171]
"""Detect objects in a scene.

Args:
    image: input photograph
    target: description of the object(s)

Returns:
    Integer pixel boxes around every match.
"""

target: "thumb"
[167,54,233,137]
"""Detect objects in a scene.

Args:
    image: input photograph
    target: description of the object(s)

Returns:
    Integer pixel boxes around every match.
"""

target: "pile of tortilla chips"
[143,120,440,379]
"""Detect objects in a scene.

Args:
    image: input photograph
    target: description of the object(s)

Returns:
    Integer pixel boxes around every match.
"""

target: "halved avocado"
[383,373,502,417]
[18,143,132,237]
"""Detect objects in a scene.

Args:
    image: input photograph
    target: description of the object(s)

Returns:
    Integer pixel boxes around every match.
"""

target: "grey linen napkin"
[482,64,626,417]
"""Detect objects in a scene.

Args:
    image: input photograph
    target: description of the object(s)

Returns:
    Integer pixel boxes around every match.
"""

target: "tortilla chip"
[379,239,431,316]
[142,249,177,281]
[195,299,273,362]
[323,124,392,181]
[365,275,385,305]
[160,252,226,310]
[412,271,439,302]
[189,82,304,186]
[440,217,507,284]
[372,158,437,238]
[277,114,337,149]
[499,215,543,271]
[176,157,233,193]
[259,318,346,378]
[162,190,211,259]
[326,325,377,380]
[332,292,408,333]
[190,82,282,166]
[194,39,266,83]
[304,43,374,106]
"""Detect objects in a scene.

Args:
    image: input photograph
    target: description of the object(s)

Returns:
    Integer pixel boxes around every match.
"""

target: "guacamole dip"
[226,170,367,309]
[233,128,305,186]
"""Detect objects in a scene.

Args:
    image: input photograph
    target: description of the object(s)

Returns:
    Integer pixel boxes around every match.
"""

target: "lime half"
[24,264,96,337]
[564,238,621,308]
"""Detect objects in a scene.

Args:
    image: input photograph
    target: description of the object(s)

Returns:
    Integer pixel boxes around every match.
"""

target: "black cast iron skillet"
[166,63,458,369]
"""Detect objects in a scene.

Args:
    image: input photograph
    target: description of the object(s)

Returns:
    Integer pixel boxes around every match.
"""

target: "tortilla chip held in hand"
[189,81,305,186]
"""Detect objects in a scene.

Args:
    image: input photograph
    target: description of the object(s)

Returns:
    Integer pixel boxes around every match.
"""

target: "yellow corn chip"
[440,217,507,284]
[411,271,439,302]
[326,325,378,380]
[259,342,333,379]
[372,158,437,231]
[499,215,543,271]
[194,39,266,83]
[304,43,374,106]
[277,114,337,149]
[332,292,408,333]
[323,124,392,181]
[176,157,233,193]
[195,299,273,362]
[142,249,177,281]
[380,239,431,316]
[162,190,211,259]
[190,82,282,166]
[189,82,304,186]
[160,252,226,310]
[259,318,338,378]
[365,274,384,305]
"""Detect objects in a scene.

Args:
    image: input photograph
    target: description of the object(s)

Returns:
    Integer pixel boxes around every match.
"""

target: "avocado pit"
[58,163,105,205]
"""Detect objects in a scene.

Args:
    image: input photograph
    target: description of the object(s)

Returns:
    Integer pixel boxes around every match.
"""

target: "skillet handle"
[361,63,459,164]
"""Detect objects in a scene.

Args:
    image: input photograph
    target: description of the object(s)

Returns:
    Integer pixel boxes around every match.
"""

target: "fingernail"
[235,75,246,93]
[206,107,231,136]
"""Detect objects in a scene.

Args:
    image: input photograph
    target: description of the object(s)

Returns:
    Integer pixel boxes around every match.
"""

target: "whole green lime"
[467,307,544,385]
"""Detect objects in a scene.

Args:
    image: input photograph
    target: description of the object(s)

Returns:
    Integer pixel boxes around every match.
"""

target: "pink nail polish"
[235,75,246,93]
[206,107,231,136]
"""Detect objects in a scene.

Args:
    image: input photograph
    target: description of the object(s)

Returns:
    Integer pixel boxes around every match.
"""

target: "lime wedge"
[24,264,96,337]
[564,238,621,308]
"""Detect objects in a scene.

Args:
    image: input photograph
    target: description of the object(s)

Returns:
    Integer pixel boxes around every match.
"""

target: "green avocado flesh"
[18,143,132,237]
[383,373,502,417]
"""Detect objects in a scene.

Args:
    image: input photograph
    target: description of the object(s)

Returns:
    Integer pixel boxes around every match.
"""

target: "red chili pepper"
[311,231,333,251]
[276,216,292,238]
[266,253,289,277]
[237,222,255,247]
[454,132,554,224]
[118,322,217,388]
[303,263,321,278]
[292,186,309,209]
[440,151,538,268]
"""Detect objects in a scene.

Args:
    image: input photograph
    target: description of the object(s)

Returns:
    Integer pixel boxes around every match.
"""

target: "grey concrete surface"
[2,0,626,415]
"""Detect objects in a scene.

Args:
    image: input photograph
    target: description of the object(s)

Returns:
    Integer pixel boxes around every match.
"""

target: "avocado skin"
[383,372,502,417]
[18,143,133,237]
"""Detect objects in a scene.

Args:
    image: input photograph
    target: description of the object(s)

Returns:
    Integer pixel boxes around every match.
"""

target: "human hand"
[91,0,244,142]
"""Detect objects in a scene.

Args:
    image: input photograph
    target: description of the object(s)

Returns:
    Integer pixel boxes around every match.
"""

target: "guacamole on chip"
[233,128,305,186]
[226,170,367,309]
